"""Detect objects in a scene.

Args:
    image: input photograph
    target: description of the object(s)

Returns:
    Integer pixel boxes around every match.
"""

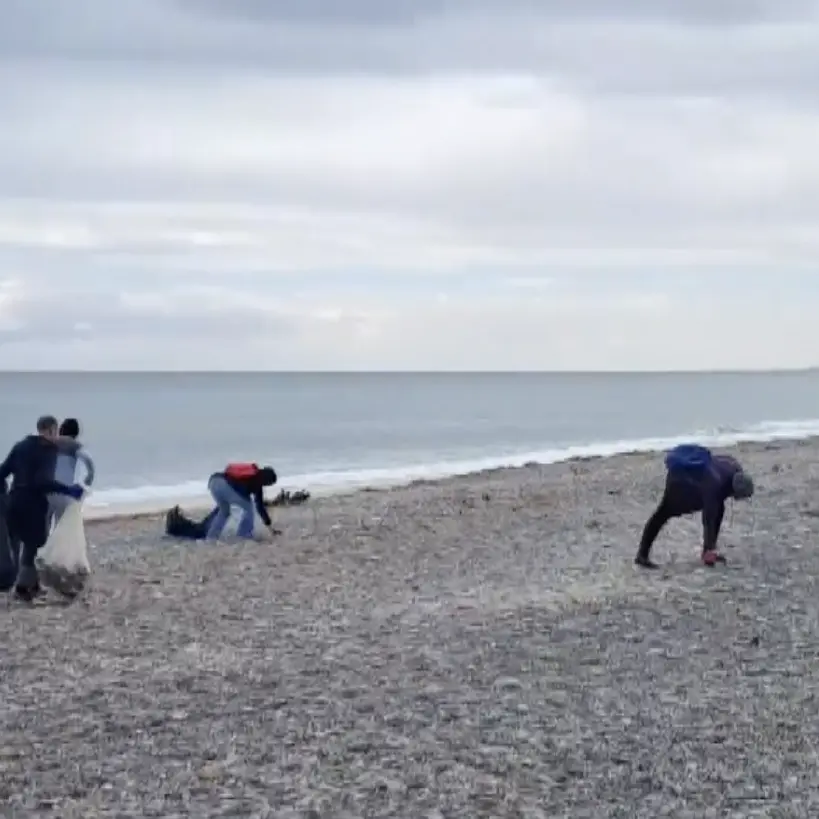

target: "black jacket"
[0,435,79,497]
[666,454,744,551]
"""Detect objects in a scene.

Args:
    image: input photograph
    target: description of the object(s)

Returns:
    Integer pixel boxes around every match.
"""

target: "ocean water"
[0,371,818,516]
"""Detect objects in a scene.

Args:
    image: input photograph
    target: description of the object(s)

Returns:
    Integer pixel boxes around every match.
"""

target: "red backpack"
[225,462,259,481]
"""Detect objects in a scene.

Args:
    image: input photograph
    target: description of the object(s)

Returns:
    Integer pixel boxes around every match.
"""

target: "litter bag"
[35,497,91,597]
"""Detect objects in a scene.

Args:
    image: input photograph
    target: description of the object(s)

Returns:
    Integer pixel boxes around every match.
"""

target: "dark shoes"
[13,583,43,603]
[636,551,727,569]
[702,550,726,567]
[634,554,659,569]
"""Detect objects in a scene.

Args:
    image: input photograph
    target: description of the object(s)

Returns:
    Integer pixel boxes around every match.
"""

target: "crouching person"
[635,444,754,569]
[206,463,278,541]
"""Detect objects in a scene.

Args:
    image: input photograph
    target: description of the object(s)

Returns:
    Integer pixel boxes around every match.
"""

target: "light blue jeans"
[206,476,255,540]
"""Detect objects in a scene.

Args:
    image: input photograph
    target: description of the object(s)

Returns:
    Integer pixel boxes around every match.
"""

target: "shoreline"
[82,434,802,535]
[78,426,819,523]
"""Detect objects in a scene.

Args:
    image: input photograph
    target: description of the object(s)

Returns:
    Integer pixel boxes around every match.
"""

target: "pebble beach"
[3,437,819,817]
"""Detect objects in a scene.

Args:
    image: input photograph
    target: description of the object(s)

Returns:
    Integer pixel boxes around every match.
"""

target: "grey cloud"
[0,0,817,82]
[0,279,300,349]
[175,0,439,25]
[2,2,819,370]
[5,0,817,39]
[0,136,809,251]
[0,4,814,272]
[0,27,815,110]
[0,156,812,263]
[181,0,819,28]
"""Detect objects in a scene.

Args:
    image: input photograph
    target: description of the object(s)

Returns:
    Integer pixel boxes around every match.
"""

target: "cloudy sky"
[0,0,817,370]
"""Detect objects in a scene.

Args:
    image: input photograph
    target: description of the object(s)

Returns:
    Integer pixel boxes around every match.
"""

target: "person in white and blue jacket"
[48,417,95,531]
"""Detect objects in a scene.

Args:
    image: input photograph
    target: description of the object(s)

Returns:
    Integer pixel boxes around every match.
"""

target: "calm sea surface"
[0,371,816,511]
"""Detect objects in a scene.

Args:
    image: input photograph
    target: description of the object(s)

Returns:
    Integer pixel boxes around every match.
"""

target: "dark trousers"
[0,498,16,592]
[637,474,724,560]
[6,490,49,590]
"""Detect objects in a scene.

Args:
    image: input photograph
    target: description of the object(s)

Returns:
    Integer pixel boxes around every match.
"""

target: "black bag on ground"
[0,497,17,592]
[165,505,214,540]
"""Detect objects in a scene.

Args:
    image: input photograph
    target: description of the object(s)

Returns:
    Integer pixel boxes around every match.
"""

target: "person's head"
[732,471,754,501]
[259,467,277,487]
[59,418,81,439]
[36,414,59,440]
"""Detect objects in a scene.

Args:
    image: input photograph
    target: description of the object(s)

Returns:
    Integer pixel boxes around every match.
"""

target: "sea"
[0,371,817,518]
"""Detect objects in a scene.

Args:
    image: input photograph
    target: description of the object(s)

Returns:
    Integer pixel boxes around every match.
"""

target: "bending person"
[48,417,95,531]
[636,445,754,569]
[0,415,84,600]
[206,462,278,540]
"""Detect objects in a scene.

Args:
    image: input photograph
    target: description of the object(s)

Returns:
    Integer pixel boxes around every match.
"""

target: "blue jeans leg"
[205,477,255,540]
[205,477,231,540]
[236,502,255,538]
[199,507,218,538]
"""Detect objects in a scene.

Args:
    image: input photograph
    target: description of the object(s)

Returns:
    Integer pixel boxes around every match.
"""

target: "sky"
[0,0,818,370]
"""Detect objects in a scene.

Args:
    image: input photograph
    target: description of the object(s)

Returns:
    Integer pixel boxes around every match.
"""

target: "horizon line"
[0,368,814,376]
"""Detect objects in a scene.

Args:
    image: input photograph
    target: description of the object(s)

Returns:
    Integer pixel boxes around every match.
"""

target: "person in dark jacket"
[0,415,85,599]
[205,463,278,540]
[635,452,754,569]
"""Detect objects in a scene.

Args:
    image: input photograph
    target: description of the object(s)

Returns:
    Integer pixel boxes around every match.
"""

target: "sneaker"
[165,506,182,535]
[702,550,726,567]
[13,584,40,603]
[634,554,659,569]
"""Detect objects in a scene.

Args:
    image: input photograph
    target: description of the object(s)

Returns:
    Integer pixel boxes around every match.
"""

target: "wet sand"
[3,437,819,817]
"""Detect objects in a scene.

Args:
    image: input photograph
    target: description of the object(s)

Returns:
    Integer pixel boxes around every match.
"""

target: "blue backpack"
[664,443,714,476]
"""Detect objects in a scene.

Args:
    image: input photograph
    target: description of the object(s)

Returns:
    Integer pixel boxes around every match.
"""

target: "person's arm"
[720,455,742,473]
[76,449,95,486]
[0,443,18,493]
[39,441,83,497]
[252,487,272,527]
[47,482,82,497]
[40,474,84,497]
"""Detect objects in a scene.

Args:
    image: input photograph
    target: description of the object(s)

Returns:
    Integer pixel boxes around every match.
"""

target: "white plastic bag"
[36,497,91,596]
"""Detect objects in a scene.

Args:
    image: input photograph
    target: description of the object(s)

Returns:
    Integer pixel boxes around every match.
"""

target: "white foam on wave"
[82,417,819,519]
